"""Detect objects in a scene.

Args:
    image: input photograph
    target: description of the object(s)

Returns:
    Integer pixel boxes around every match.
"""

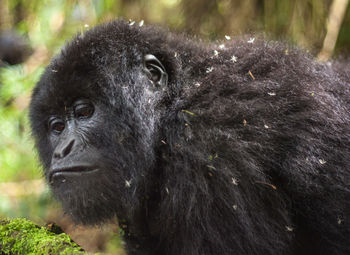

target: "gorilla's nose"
[53,139,75,159]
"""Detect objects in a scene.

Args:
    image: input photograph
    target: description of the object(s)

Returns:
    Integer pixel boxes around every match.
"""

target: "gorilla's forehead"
[34,62,99,108]
[55,20,147,70]
[34,26,144,107]
[31,20,170,115]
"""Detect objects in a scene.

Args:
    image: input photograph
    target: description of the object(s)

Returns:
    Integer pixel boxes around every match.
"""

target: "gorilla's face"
[44,97,125,223]
[29,44,169,224]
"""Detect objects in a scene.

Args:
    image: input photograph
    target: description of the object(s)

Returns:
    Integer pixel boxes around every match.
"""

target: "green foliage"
[0,66,43,182]
[0,218,86,255]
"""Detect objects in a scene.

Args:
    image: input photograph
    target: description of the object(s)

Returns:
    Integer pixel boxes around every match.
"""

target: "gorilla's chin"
[51,170,122,225]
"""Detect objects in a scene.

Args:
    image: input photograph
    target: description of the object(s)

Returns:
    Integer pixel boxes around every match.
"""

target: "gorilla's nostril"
[62,139,75,157]
[54,139,75,159]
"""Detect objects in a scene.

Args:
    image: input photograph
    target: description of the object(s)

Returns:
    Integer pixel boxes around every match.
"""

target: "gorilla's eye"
[74,102,94,119]
[48,118,65,134]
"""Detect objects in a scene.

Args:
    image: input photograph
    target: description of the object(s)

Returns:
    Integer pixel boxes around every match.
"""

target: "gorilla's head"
[30,20,172,224]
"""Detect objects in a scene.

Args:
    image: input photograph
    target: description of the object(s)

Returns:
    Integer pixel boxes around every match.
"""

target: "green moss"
[0,218,87,255]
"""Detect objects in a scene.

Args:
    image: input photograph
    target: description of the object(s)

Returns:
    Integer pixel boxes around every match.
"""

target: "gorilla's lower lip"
[49,166,99,183]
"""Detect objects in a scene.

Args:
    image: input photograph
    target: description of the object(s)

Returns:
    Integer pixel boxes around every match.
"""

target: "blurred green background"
[0,0,349,253]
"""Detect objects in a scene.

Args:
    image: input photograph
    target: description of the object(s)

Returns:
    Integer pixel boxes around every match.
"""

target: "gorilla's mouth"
[49,166,99,183]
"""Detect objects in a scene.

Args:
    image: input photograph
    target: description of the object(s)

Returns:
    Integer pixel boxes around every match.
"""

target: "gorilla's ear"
[143,54,168,88]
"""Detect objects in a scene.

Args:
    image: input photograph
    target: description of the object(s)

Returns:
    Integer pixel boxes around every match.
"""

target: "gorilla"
[29,19,350,255]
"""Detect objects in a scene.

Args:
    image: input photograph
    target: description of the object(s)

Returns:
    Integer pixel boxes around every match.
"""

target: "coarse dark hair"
[30,20,350,255]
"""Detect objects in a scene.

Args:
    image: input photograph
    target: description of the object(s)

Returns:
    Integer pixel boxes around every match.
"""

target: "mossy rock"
[0,218,89,255]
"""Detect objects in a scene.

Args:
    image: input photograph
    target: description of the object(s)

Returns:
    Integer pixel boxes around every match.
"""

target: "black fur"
[29,20,350,255]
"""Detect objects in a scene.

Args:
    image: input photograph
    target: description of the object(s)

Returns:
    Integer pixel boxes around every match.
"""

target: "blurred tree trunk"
[0,0,11,29]
[318,0,349,61]
[181,0,220,36]
[0,0,28,29]
[13,0,26,25]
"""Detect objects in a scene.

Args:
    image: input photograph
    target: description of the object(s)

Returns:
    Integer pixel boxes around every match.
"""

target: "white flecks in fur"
[248,38,255,44]
[232,205,237,210]
[231,55,237,63]
[337,218,343,225]
[232,177,239,185]
[100,193,108,201]
[214,50,219,57]
[125,179,132,188]
[243,119,247,126]
[267,92,276,96]
[207,165,216,171]
[218,44,225,49]
[174,52,178,58]
[129,20,135,26]
[285,226,294,232]
[319,159,327,165]
[139,20,144,27]
[165,187,169,194]
[206,67,214,73]
[161,140,167,144]
[264,124,270,129]
[194,82,201,87]
[225,35,231,40]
